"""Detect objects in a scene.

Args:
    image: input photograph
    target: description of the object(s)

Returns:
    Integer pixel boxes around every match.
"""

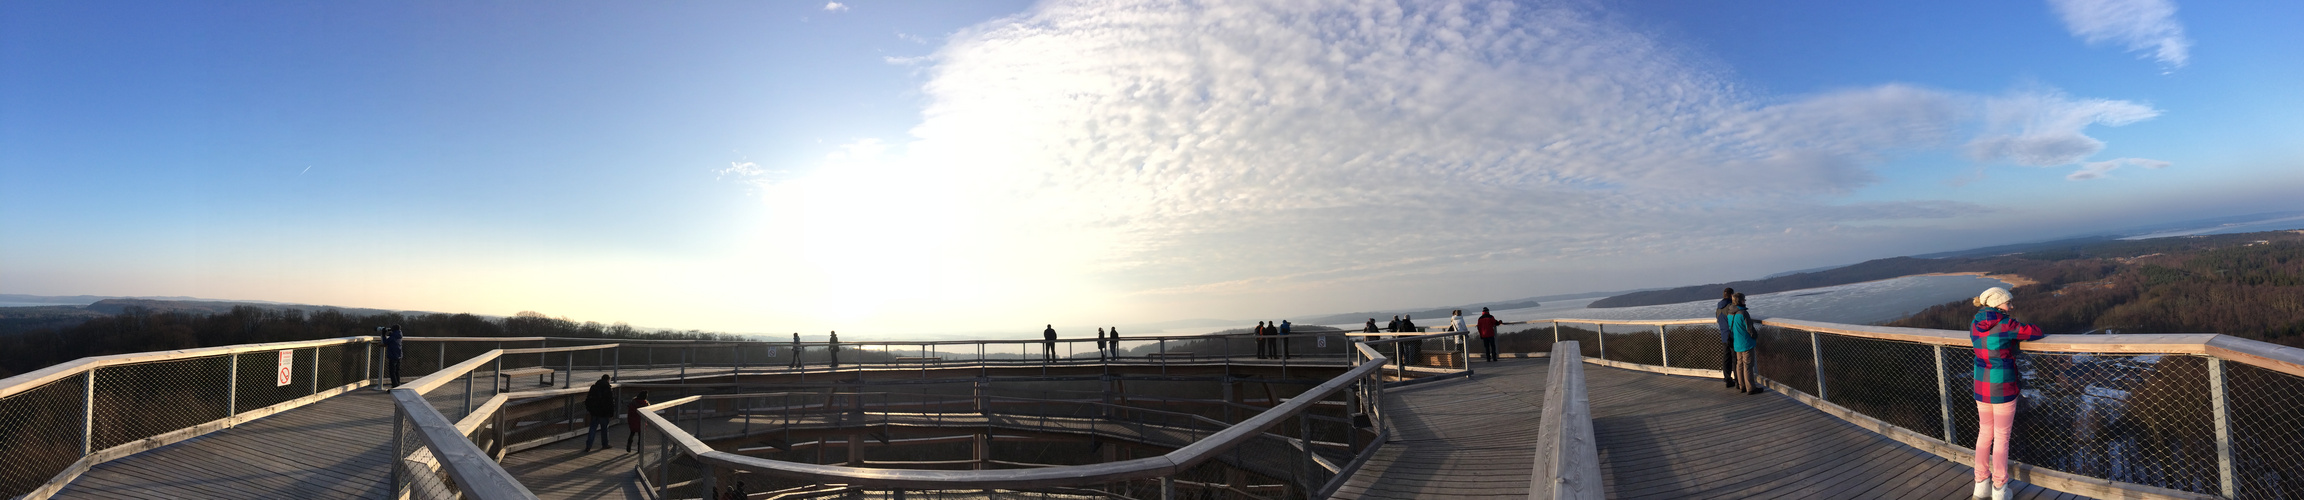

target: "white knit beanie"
[1978,287,2013,309]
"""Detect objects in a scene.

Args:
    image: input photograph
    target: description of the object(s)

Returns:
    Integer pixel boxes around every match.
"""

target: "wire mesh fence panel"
[0,375,88,499]
[318,344,363,390]
[393,411,461,500]
[1601,326,1661,365]
[2228,361,2304,500]
[1497,324,1555,355]
[1665,325,1726,371]
[91,356,231,451]
[1815,335,1945,439]
[1945,345,1980,450]
[1557,324,1601,359]
[2009,353,2219,496]
[232,347,318,412]
[1752,325,1817,396]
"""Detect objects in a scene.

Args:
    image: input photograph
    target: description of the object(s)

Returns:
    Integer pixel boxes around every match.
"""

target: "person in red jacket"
[624,391,651,453]
[1970,287,2045,500]
[1476,308,1503,362]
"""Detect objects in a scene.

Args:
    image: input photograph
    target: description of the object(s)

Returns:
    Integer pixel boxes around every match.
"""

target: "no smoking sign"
[276,349,294,387]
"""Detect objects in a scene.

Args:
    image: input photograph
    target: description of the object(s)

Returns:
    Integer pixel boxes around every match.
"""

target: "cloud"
[742,0,2166,318]
[2067,157,2173,180]
[2046,0,2192,69]
[823,2,849,12]
[1966,88,2160,168]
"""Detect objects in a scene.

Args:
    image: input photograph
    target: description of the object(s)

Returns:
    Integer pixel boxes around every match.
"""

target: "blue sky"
[4,0,2300,335]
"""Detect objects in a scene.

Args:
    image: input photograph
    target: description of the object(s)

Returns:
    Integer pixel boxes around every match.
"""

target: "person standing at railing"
[1042,325,1057,361]
[1719,294,1758,395]
[1477,307,1502,362]
[382,324,404,388]
[1096,328,1108,361]
[1108,326,1119,359]
[581,375,615,453]
[788,333,804,369]
[1400,315,1420,365]
[1970,287,2044,500]
[1253,321,1269,359]
[1279,320,1293,359]
[828,331,841,369]
[1715,287,1737,390]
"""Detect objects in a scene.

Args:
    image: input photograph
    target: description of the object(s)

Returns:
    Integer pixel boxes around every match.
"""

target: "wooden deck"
[1332,357,1551,499]
[1583,363,2081,499]
[53,388,398,499]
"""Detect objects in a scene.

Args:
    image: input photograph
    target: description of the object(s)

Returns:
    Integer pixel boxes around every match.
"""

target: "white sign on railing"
[276,349,294,386]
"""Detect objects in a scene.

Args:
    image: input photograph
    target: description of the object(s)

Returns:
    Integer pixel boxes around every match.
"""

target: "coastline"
[1912,271,2038,288]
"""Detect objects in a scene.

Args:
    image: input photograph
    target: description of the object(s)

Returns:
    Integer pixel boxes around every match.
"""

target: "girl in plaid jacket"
[1971,287,2045,500]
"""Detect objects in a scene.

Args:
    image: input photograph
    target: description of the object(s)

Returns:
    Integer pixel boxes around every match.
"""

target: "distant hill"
[1594,231,2304,309]
[1887,231,2304,345]
[78,298,422,317]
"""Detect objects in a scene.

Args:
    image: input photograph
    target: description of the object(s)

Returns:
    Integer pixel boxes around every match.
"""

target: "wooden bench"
[500,367,555,387]
[1145,352,1195,362]
[895,356,942,365]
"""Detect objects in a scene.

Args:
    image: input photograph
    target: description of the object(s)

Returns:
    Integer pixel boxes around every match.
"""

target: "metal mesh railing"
[0,376,85,498]
[1664,325,1725,371]
[1600,324,1662,366]
[1815,334,1944,439]
[91,356,232,451]
[1543,317,2304,499]
[391,407,462,500]
[2227,361,2304,499]
[1751,325,1818,396]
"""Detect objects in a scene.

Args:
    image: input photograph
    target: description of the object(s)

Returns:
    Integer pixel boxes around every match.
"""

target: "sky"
[4,0,2302,336]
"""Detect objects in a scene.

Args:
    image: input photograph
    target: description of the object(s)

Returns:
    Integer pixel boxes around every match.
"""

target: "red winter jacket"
[1476,314,1502,338]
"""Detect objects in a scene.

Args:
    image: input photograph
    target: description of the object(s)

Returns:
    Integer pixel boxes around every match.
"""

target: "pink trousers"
[1974,401,2016,487]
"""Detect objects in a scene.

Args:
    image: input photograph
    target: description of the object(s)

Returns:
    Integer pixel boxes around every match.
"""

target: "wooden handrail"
[1530,341,1602,500]
[1541,317,2304,379]
[0,335,376,400]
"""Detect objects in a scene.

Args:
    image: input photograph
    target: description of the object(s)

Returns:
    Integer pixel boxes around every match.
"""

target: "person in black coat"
[581,375,615,452]
[1714,288,1738,389]
[1042,325,1057,361]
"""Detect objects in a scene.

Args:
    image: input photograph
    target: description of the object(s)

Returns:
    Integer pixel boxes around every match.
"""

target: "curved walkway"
[1332,357,1551,499]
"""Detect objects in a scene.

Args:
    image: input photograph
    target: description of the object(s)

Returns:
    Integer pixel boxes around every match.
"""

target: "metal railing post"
[680,347,689,382]
[1552,320,1560,344]
[1657,325,1669,368]
[82,370,95,456]
[227,354,239,417]
[734,343,743,383]
[1811,331,1827,400]
[438,342,447,374]
[2209,357,2236,498]
[1936,346,1954,443]
[310,348,320,395]
[1597,324,1605,360]
[565,351,574,389]
[464,370,474,418]
[1161,476,1175,500]
[494,357,504,394]
[613,347,621,382]
[364,342,373,388]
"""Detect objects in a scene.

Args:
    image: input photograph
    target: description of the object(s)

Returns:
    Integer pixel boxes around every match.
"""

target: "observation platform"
[51,359,2076,499]
[11,320,2298,500]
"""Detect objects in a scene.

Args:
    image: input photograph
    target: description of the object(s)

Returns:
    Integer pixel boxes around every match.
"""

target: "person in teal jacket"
[1717,293,1759,394]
